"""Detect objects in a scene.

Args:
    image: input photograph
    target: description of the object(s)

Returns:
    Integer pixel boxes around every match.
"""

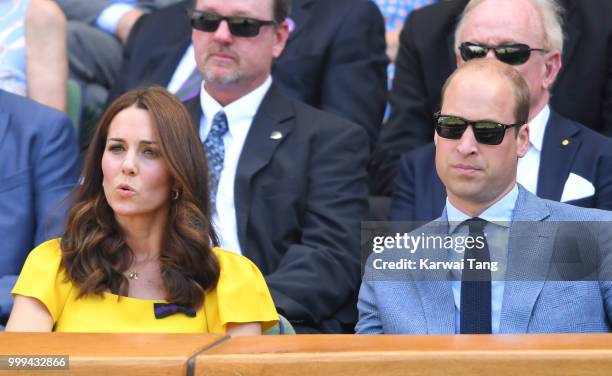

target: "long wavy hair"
[61,86,219,309]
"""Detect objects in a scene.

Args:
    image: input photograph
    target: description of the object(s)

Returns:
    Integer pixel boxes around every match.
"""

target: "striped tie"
[175,69,202,102]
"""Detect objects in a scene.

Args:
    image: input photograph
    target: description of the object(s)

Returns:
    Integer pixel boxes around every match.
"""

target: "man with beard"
[184,0,368,333]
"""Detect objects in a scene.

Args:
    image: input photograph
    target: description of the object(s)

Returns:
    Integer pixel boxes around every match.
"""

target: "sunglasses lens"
[191,13,221,32]
[460,44,487,61]
[190,12,265,37]
[473,122,506,145]
[228,18,260,37]
[436,116,468,139]
[495,46,531,65]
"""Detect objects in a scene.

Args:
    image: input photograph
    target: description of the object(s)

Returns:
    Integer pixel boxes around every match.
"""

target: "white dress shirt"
[516,105,550,194]
[198,76,272,255]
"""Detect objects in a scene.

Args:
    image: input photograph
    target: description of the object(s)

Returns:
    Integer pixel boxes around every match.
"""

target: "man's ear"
[516,124,530,158]
[542,50,562,91]
[272,20,289,59]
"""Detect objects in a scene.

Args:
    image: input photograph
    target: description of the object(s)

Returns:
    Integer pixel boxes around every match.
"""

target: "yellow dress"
[12,239,278,333]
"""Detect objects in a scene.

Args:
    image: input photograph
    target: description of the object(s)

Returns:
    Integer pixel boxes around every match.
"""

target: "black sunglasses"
[189,10,277,38]
[459,42,547,66]
[434,113,525,145]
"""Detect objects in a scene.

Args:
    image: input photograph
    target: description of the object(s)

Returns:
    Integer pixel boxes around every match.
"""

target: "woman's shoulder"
[28,238,62,262]
[212,247,260,272]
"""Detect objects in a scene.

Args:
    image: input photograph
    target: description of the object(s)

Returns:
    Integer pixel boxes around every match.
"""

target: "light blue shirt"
[445,184,518,333]
[96,1,137,35]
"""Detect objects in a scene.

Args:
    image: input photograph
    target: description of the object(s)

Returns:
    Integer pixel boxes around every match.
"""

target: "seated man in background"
[1,0,68,112]
[0,89,80,326]
[54,0,183,114]
[370,0,612,195]
[184,0,369,333]
[389,0,612,222]
[358,59,612,334]
[108,0,387,148]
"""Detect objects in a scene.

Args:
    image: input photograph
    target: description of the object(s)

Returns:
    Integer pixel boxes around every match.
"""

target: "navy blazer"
[0,90,79,320]
[110,0,387,147]
[185,84,369,333]
[390,111,612,222]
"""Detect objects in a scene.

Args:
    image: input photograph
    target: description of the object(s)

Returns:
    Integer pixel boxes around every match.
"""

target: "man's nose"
[456,125,479,155]
[212,20,233,42]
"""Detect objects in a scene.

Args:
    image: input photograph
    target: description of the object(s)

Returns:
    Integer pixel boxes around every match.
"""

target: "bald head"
[441,59,530,125]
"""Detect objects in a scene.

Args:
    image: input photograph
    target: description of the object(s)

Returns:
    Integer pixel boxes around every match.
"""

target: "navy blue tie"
[204,111,228,211]
[460,217,492,334]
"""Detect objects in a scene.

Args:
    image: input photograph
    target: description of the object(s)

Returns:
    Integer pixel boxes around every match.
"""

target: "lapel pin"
[287,17,296,33]
[270,131,283,140]
[562,139,570,146]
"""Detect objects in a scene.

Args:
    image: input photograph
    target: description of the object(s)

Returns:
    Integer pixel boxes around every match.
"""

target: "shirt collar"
[199,76,272,137]
[446,184,519,234]
[528,104,550,152]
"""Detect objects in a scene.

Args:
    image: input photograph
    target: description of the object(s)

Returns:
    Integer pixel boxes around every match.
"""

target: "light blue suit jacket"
[357,185,612,334]
[0,90,79,321]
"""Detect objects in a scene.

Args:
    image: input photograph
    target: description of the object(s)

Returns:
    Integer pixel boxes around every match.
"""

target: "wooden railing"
[1,333,612,375]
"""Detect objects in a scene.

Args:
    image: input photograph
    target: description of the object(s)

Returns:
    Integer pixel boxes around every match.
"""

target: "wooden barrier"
[0,333,225,376]
[194,334,612,376]
[1,333,612,375]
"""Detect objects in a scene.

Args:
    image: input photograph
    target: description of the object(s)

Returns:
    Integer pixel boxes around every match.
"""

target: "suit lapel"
[499,186,553,333]
[234,85,295,254]
[537,111,581,201]
[412,217,455,334]
[184,94,201,128]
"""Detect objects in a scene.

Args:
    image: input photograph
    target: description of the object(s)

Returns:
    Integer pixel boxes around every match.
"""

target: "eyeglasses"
[434,113,525,145]
[459,42,547,66]
[189,10,277,38]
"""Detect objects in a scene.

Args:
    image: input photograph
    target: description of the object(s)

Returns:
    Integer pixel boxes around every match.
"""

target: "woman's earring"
[171,190,180,200]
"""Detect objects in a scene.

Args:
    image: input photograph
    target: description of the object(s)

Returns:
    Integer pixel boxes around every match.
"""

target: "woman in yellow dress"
[6,86,278,334]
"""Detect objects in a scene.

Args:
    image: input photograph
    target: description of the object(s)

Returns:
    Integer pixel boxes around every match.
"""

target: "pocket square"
[560,173,595,202]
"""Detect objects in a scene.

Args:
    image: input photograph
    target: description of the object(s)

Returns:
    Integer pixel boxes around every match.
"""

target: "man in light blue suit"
[0,90,80,325]
[357,59,612,334]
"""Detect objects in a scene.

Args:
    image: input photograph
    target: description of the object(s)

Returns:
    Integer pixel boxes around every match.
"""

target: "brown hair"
[61,86,219,309]
[273,0,291,23]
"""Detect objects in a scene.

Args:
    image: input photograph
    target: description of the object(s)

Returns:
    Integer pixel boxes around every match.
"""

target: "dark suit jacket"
[389,111,612,222]
[0,90,80,321]
[110,0,387,147]
[370,0,612,195]
[185,84,369,333]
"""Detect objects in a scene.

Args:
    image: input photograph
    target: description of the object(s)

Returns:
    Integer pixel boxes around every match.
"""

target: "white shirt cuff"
[96,3,136,34]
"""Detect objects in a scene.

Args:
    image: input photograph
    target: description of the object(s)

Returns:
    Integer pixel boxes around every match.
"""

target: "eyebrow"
[107,138,159,145]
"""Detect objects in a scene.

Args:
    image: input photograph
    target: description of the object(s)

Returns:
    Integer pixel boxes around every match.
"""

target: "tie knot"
[210,111,229,137]
[464,217,486,233]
